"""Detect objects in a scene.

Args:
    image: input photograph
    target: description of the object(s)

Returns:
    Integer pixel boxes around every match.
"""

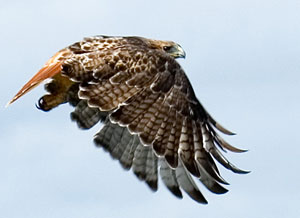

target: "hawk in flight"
[8,35,248,204]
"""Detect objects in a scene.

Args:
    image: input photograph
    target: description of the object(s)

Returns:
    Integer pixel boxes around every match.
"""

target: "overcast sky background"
[1,0,300,218]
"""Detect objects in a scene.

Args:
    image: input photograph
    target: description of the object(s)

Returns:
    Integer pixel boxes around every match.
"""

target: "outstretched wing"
[68,87,230,203]
[8,35,248,204]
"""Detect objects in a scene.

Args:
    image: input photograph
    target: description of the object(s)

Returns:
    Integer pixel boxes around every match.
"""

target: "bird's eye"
[163,46,172,52]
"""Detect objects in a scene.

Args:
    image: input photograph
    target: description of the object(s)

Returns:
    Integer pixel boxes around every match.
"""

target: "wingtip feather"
[207,114,236,135]
[216,135,248,153]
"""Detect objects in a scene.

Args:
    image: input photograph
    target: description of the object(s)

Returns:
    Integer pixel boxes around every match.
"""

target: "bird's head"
[147,39,186,59]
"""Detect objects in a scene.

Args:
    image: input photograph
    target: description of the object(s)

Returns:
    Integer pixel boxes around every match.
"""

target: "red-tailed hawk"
[8,35,248,204]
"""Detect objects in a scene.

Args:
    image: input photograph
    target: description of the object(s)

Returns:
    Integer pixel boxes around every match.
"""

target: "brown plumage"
[8,35,248,204]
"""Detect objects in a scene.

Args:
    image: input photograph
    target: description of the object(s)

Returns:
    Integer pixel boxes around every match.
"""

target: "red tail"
[6,52,64,106]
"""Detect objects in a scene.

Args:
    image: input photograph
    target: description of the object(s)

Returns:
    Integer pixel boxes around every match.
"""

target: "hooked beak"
[173,44,186,59]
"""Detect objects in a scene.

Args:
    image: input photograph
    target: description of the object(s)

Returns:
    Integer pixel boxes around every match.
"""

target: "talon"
[36,97,50,112]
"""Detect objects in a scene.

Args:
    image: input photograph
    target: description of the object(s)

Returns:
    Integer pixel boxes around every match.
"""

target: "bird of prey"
[8,35,248,204]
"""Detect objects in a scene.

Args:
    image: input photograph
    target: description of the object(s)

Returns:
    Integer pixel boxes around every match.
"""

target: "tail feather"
[6,52,64,106]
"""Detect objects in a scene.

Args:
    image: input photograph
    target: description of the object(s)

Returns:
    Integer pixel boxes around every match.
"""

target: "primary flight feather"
[8,35,248,204]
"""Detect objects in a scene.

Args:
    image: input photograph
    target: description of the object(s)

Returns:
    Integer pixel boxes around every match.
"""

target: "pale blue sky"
[1,0,300,218]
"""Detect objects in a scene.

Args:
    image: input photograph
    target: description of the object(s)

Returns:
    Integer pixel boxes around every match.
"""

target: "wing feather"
[70,100,104,129]
[159,159,183,198]
[164,110,182,168]
[119,133,140,170]
[144,147,158,191]
[132,143,150,180]
[175,159,208,204]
